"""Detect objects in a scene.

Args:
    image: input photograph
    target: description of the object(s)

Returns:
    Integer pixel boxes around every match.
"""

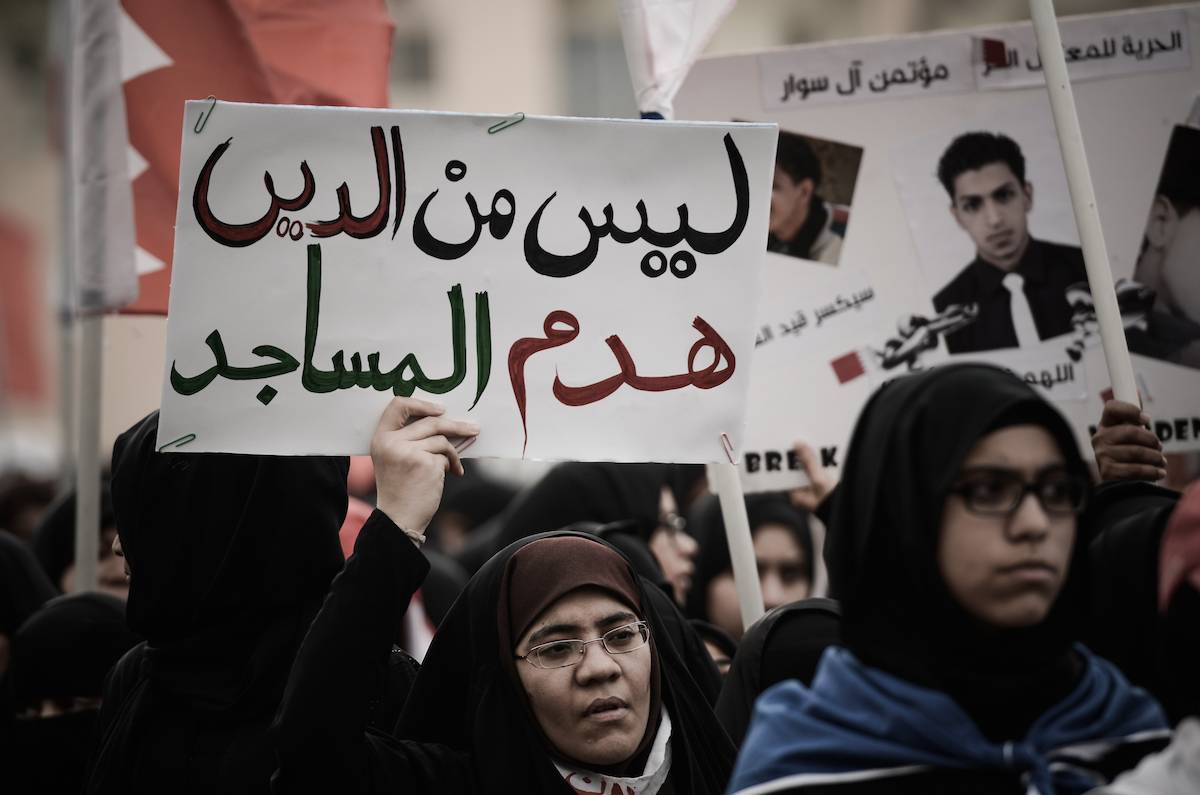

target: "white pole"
[65,0,99,592]
[706,463,765,631]
[73,315,102,592]
[58,311,77,492]
[1028,0,1139,405]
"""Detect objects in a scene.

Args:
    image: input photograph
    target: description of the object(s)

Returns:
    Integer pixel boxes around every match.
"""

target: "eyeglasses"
[948,467,1088,517]
[515,621,651,669]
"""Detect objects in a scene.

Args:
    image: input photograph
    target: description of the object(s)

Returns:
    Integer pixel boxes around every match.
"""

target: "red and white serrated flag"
[0,215,49,403]
[67,0,138,314]
[618,0,737,119]
[116,0,394,314]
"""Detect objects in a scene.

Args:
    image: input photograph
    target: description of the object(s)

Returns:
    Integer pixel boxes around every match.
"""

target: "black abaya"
[6,593,139,795]
[85,411,349,795]
[1085,480,1200,722]
[715,598,840,747]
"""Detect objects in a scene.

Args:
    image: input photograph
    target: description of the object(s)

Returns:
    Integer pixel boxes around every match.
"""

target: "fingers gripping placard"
[159,105,776,460]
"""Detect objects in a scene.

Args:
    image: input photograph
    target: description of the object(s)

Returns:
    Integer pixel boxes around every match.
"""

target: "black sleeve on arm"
[1084,482,1178,712]
[272,509,470,793]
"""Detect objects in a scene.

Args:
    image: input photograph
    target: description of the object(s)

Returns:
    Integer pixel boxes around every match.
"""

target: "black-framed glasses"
[514,621,651,669]
[948,467,1088,517]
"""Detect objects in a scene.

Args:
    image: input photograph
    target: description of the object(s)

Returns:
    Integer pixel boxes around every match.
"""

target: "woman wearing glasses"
[728,364,1171,795]
[273,397,736,794]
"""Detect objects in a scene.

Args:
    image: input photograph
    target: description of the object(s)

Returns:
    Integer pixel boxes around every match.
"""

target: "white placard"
[679,3,1200,492]
[158,103,777,460]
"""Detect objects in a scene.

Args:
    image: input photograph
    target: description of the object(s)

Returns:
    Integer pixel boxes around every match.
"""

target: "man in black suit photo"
[932,131,1087,354]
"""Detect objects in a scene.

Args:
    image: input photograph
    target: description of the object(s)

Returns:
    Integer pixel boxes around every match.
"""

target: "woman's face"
[649,486,697,605]
[59,527,129,602]
[515,588,652,767]
[706,523,812,639]
[937,425,1076,628]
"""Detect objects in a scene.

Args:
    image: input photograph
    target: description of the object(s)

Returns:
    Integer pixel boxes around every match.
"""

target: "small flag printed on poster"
[831,351,867,384]
[978,37,1009,69]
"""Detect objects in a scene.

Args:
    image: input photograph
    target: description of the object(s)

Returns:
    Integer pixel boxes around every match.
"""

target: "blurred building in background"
[0,0,1183,476]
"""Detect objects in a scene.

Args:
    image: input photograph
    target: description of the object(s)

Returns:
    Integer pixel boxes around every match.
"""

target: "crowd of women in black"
[1,363,1198,793]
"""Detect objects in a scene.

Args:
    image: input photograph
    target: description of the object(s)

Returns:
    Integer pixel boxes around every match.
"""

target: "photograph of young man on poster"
[766,130,859,266]
[932,131,1088,354]
[1129,124,1200,370]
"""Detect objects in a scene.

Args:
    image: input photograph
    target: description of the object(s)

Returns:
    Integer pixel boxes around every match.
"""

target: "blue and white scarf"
[728,645,1168,795]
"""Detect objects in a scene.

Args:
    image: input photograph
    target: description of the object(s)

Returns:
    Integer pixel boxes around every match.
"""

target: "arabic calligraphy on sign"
[192,127,750,282]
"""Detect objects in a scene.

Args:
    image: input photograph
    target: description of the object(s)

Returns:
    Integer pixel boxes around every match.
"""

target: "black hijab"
[5,593,139,795]
[86,411,348,793]
[714,598,841,747]
[395,530,736,794]
[1085,480,1198,723]
[0,531,57,744]
[0,531,56,643]
[31,481,116,590]
[824,364,1092,742]
[685,493,813,623]
[9,592,139,710]
[497,463,670,546]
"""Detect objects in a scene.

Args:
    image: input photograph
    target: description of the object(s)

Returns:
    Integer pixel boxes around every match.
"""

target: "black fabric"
[1162,583,1200,720]
[376,646,421,736]
[8,592,138,710]
[495,463,670,548]
[86,410,348,795]
[273,514,735,794]
[454,463,671,575]
[0,531,56,639]
[0,531,58,761]
[31,480,116,589]
[824,363,1093,743]
[436,466,517,529]
[642,575,723,707]
[7,708,101,795]
[420,549,469,627]
[1085,480,1198,723]
[664,464,708,515]
[688,619,738,662]
[934,238,1087,354]
[715,598,841,748]
[5,594,137,795]
[685,493,813,623]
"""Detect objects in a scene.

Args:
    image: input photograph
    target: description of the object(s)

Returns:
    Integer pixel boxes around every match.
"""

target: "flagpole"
[1028,0,1138,404]
[73,317,102,592]
[65,0,99,592]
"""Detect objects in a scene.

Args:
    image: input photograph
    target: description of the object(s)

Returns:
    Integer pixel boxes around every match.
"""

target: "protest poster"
[157,103,776,461]
[676,3,1200,492]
